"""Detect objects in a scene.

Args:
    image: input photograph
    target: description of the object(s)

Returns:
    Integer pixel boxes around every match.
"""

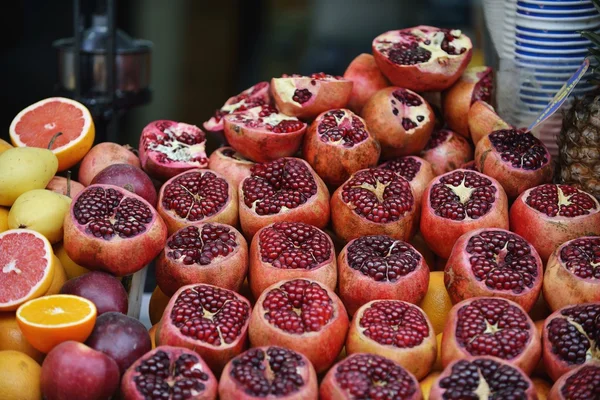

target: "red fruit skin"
[78,142,140,186]
[548,360,600,400]
[91,163,158,207]
[60,271,128,315]
[46,176,85,198]
[207,147,254,190]
[468,101,511,145]
[421,129,474,177]
[343,53,390,114]
[63,184,168,277]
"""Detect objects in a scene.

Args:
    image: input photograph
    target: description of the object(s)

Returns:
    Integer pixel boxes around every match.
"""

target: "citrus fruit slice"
[0,229,55,311]
[9,97,95,171]
[16,294,97,353]
[0,350,42,400]
[44,256,67,296]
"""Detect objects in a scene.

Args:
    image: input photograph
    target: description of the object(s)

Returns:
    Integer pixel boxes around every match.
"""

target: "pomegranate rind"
[63,184,168,277]
[548,360,600,400]
[345,300,437,380]
[78,142,141,187]
[468,101,511,145]
[343,53,390,114]
[421,129,474,177]
[378,156,436,208]
[248,278,350,374]
[207,147,254,190]
[155,223,249,297]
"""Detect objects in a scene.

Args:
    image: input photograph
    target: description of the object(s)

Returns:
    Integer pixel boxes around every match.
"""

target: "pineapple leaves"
[593,0,600,14]
[582,31,600,47]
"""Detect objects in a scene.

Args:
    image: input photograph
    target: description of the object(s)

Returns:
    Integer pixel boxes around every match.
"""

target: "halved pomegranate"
[510,184,600,262]
[249,222,336,299]
[155,223,248,297]
[156,283,251,374]
[468,100,511,145]
[377,155,435,206]
[542,302,600,381]
[443,66,494,137]
[63,184,168,276]
[270,72,353,120]
[302,108,381,186]
[346,300,436,380]
[544,236,600,311]
[372,26,473,92]
[337,235,430,315]
[331,168,418,243]
[121,346,218,400]
[430,356,536,399]
[421,129,474,177]
[362,87,435,159]
[207,147,255,190]
[248,278,349,373]
[223,104,307,163]
[549,361,600,400]
[218,346,318,400]
[444,228,543,312]
[238,157,330,239]
[320,353,422,400]
[343,53,390,114]
[420,169,509,259]
[441,297,541,375]
[158,169,238,235]
[139,120,209,181]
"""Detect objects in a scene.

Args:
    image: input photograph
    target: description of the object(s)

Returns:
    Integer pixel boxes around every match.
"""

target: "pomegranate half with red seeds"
[430,356,537,400]
[156,283,252,374]
[372,26,473,92]
[548,361,600,400]
[63,184,168,277]
[249,222,336,299]
[139,120,209,181]
[510,184,600,262]
[542,302,600,381]
[238,158,330,239]
[207,147,255,189]
[343,53,390,114]
[362,87,435,159]
[248,278,349,373]
[346,300,436,380]
[337,235,430,315]
[442,66,494,137]
[218,346,318,400]
[543,236,600,311]
[468,100,511,145]
[421,129,474,177]
[320,353,422,400]
[158,169,238,235]
[441,297,541,375]
[420,169,509,259]
[377,155,435,207]
[156,223,248,297]
[302,108,381,186]
[444,228,543,312]
[331,168,418,243]
[270,72,353,120]
[223,105,307,163]
[121,346,218,400]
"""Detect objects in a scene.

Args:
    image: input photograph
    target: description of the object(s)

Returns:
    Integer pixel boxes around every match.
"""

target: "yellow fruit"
[0,147,58,206]
[433,333,443,372]
[0,138,13,154]
[44,256,67,295]
[420,372,441,400]
[0,350,42,400]
[149,286,170,325]
[0,207,8,233]
[0,313,44,363]
[53,242,90,279]
[420,271,454,335]
[532,378,552,400]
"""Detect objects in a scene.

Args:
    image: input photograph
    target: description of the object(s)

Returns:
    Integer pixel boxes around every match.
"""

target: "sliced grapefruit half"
[9,97,95,171]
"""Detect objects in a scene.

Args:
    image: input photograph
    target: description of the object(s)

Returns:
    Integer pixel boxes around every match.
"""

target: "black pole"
[106,0,118,143]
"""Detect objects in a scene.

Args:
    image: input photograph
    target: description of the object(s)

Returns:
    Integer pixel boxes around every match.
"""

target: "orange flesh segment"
[18,296,94,326]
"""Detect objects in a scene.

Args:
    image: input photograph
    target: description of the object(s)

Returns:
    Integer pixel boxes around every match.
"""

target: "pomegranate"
[238,158,330,239]
[421,129,474,176]
[223,104,307,163]
[157,169,238,235]
[337,235,430,315]
[63,184,167,276]
[156,223,248,297]
[207,147,254,189]
[78,142,141,186]
[91,163,158,207]
[543,236,600,311]
[460,160,477,170]
[248,278,349,373]
[468,100,511,145]
[121,346,218,400]
[543,303,600,383]
[218,346,318,400]
[548,361,600,400]
[420,169,509,259]
[343,53,390,114]
[442,66,494,137]
[302,108,380,186]
[362,87,435,159]
[372,26,473,92]
[248,222,336,299]
[346,300,436,380]
[320,353,422,400]
[377,155,435,206]
[430,356,537,399]
[46,175,85,198]
[139,120,208,181]
[510,184,600,262]
[441,297,541,375]
[331,168,418,243]
[203,81,271,134]
[270,72,353,120]
[156,283,252,374]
